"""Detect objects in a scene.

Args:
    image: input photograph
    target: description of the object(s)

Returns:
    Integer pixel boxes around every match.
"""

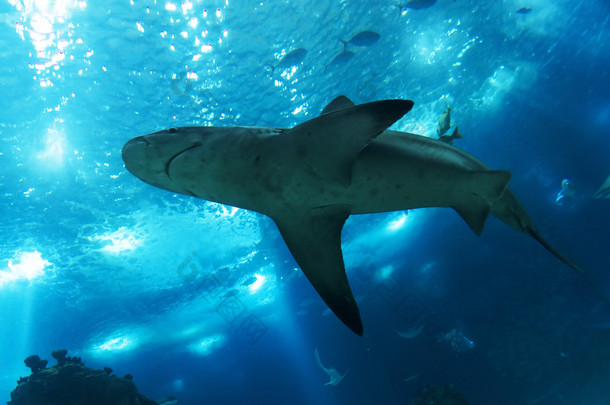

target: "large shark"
[122,96,581,336]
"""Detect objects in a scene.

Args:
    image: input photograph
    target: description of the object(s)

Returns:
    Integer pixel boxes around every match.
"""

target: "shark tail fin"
[454,170,512,236]
[527,227,583,272]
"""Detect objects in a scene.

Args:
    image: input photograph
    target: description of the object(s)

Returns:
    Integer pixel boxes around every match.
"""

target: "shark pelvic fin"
[454,170,512,236]
[284,99,414,185]
[454,197,491,236]
[471,170,512,202]
[273,205,363,335]
[320,95,356,115]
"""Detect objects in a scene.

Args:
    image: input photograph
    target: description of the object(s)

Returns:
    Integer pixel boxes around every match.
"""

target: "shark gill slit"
[164,143,201,180]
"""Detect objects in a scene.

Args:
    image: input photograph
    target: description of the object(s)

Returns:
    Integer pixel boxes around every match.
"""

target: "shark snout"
[121,136,149,166]
[122,132,196,195]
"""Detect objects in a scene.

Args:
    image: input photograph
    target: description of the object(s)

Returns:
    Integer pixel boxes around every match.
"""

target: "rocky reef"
[8,349,160,405]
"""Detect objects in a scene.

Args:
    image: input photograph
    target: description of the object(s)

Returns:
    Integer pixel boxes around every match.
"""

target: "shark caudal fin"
[453,170,512,236]
[491,188,582,272]
[527,227,583,272]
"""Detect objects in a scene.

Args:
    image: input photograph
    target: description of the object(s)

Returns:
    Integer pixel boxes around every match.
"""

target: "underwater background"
[1,0,610,403]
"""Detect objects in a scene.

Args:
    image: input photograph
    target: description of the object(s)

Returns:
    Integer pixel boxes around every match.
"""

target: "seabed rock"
[8,350,161,405]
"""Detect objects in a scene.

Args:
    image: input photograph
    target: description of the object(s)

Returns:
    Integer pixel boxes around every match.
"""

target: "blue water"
[1,0,610,404]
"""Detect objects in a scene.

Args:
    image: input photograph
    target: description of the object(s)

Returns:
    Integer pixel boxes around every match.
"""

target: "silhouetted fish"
[516,7,532,14]
[157,397,178,405]
[340,31,380,49]
[399,0,437,11]
[438,125,462,145]
[325,50,355,72]
[269,48,307,74]
[593,174,610,199]
[241,275,258,286]
[221,288,239,299]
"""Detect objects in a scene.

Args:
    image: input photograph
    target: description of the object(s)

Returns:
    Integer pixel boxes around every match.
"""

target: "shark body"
[122,96,581,336]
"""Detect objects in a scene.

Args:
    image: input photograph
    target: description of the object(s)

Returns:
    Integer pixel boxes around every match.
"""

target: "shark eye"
[168,128,178,133]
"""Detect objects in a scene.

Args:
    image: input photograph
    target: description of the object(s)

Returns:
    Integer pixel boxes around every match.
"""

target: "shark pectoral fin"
[320,95,356,115]
[273,205,363,335]
[453,197,490,236]
[284,99,414,185]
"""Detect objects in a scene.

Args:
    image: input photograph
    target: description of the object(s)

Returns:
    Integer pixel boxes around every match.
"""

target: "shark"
[122,96,582,336]
[315,347,348,386]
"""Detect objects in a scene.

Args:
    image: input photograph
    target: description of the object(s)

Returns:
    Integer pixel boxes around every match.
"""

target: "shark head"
[122,127,206,196]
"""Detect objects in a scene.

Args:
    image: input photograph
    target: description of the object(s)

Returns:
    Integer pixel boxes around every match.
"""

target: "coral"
[66,355,84,366]
[9,350,159,405]
[51,349,68,366]
[23,355,48,373]
[413,384,469,405]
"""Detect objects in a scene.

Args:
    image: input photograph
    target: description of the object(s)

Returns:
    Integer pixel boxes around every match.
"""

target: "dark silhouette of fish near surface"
[399,0,437,11]
[268,48,307,74]
[340,31,380,49]
[325,50,355,72]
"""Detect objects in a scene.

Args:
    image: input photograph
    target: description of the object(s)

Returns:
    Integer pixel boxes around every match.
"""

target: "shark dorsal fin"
[320,95,355,115]
[282,99,414,184]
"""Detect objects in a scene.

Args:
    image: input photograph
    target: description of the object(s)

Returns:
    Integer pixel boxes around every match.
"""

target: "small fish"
[555,178,575,205]
[438,125,462,145]
[396,323,425,339]
[398,0,437,12]
[268,48,307,74]
[437,106,452,136]
[157,397,178,405]
[325,50,355,72]
[315,348,348,386]
[593,174,610,199]
[516,7,532,14]
[340,31,380,49]
[404,374,420,383]
[241,276,258,286]
[220,288,239,299]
